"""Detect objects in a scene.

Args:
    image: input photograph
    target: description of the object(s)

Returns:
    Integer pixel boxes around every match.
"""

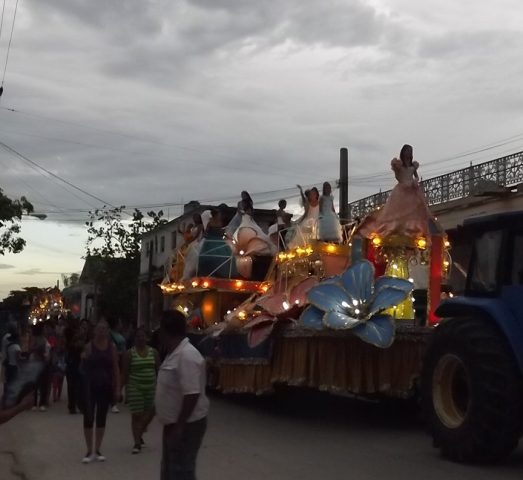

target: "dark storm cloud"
[26,0,398,85]
[1,0,522,227]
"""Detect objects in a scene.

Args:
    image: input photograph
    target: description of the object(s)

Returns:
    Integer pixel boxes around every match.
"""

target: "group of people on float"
[177,182,344,279]
[176,142,429,280]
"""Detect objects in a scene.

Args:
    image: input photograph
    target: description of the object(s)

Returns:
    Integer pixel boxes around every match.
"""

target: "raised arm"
[0,393,34,425]
[297,185,307,206]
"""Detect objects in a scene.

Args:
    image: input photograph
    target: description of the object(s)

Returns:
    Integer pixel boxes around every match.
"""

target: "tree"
[2,287,44,307]
[62,273,80,288]
[86,206,166,261]
[84,206,167,321]
[0,187,33,255]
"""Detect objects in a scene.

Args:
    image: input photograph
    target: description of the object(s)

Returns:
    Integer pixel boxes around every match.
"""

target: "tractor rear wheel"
[422,317,523,462]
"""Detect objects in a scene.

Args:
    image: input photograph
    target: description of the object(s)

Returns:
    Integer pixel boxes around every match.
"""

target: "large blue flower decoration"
[299,260,413,348]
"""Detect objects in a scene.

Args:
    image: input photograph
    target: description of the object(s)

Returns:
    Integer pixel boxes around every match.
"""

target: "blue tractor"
[422,211,523,462]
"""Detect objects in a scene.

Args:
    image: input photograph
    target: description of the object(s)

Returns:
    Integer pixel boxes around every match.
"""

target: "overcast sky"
[1,0,523,299]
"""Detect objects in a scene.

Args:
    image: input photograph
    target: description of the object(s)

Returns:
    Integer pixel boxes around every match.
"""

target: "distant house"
[62,255,136,321]
[137,201,277,328]
[61,256,102,320]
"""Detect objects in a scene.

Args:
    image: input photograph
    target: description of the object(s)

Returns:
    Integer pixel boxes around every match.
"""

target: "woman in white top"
[289,186,320,248]
[3,331,21,389]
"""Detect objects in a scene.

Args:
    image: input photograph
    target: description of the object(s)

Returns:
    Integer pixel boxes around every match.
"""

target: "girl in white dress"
[319,182,342,242]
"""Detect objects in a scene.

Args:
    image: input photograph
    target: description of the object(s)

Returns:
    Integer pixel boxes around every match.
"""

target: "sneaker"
[132,445,141,454]
[111,405,120,413]
[39,406,47,412]
[82,453,93,464]
[95,451,106,462]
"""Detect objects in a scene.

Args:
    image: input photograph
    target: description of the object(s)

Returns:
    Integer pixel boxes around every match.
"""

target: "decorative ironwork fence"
[347,151,523,220]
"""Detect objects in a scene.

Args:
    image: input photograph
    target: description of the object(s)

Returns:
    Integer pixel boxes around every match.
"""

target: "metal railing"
[347,151,523,220]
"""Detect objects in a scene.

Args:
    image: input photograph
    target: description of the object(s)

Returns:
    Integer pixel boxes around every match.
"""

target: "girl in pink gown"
[358,145,433,239]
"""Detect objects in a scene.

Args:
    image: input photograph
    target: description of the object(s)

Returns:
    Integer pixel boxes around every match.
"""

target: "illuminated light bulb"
[238,311,246,320]
[372,237,382,246]
[202,281,210,288]
[287,253,295,259]
[348,243,352,247]
[449,293,454,298]
[355,309,360,315]
[191,281,198,288]
[443,261,450,267]
[393,264,398,270]
[183,307,189,313]
[444,240,450,248]
[261,284,269,293]
[239,250,245,255]
[352,299,359,306]
[326,244,337,253]
[417,238,427,249]
[341,301,350,309]
[295,299,300,305]
[235,280,243,288]
[408,278,414,283]
[282,301,290,310]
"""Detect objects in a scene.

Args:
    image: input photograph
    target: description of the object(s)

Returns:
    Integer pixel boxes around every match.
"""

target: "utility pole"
[339,147,349,222]
[145,241,153,331]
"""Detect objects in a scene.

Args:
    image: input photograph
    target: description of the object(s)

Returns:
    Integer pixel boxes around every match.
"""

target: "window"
[160,236,165,253]
[155,236,158,253]
[511,232,523,285]
[171,231,177,251]
[469,230,502,293]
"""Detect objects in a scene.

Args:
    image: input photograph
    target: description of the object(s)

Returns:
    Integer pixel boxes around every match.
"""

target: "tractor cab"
[464,211,523,297]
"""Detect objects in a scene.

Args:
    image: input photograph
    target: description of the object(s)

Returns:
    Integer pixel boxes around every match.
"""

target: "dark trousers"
[161,417,207,480]
[66,366,80,412]
[34,365,50,407]
[83,383,112,428]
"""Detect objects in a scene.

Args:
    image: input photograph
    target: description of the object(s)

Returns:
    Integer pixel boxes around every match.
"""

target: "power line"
[0,0,6,42]
[0,140,117,208]
[346,134,523,182]
[1,0,19,88]
[0,155,74,216]
[0,106,318,179]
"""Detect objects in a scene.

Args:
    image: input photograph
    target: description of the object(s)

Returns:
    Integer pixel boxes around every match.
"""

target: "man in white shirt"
[1,323,17,363]
[155,310,209,480]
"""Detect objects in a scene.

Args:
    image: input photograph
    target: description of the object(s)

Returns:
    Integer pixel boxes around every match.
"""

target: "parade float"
[160,158,452,398]
[28,287,65,325]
